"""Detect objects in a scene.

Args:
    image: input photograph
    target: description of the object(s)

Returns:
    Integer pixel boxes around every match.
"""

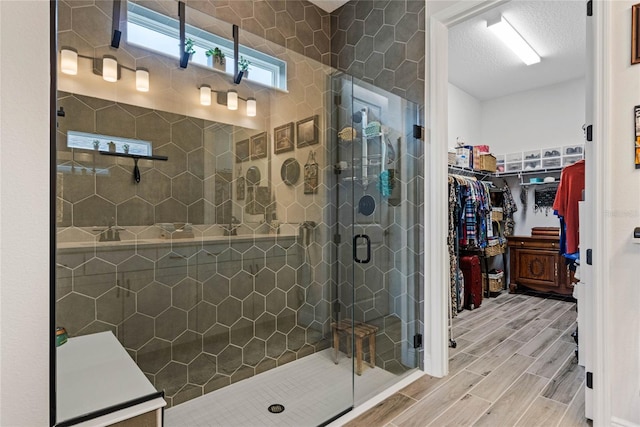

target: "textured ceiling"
[449,0,586,101]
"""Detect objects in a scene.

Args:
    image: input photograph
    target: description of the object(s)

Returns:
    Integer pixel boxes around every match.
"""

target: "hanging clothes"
[447,174,494,315]
[553,160,585,255]
[501,183,518,237]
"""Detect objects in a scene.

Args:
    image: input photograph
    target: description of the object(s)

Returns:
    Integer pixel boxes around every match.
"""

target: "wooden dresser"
[506,228,573,296]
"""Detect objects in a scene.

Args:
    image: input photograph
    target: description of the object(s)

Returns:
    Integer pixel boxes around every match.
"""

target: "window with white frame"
[126,2,287,90]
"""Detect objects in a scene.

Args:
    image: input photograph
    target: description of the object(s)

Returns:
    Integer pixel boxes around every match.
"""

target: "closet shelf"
[494,167,563,178]
[519,181,559,187]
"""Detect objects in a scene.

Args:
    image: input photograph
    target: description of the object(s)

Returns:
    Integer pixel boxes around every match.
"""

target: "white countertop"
[57,331,165,425]
[57,232,297,250]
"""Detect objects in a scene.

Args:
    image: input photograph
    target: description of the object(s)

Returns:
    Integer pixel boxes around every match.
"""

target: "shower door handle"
[353,234,371,264]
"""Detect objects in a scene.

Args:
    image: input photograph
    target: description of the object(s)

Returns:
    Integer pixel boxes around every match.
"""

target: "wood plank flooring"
[345,293,591,427]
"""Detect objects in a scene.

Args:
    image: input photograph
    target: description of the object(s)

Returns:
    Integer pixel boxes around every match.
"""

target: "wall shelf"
[100,151,168,183]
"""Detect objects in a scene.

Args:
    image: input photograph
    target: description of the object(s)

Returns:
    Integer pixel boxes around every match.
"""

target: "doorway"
[428,0,592,418]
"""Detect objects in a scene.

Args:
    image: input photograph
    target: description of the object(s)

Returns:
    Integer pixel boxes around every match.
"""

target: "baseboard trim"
[611,416,640,427]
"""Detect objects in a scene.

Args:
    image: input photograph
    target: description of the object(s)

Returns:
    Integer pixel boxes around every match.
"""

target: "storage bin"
[563,155,582,166]
[477,153,497,172]
[523,159,541,170]
[448,149,457,165]
[506,161,522,172]
[563,144,584,156]
[491,208,503,221]
[456,146,473,168]
[542,158,562,168]
[542,147,562,158]
[483,271,504,292]
[506,152,523,163]
[524,149,541,160]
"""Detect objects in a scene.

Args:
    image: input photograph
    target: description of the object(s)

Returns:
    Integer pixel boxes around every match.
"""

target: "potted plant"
[185,38,196,56]
[206,47,225,71]
[239,56,251,78]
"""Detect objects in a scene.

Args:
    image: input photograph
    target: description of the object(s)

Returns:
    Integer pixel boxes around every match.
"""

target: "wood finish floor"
[346,292,591,427]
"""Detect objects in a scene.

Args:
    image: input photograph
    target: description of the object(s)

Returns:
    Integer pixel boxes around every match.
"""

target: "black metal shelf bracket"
[100,151,168,183]
[178,1,189,69]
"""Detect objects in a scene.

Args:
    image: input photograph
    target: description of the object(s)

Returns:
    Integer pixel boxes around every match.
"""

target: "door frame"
[425,2,610,425]
[424,0,507,379]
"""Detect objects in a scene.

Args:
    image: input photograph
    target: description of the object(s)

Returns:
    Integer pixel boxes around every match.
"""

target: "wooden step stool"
[331,319,378,375]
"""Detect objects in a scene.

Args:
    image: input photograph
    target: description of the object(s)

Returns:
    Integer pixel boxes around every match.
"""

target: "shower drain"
[268,404,285,414]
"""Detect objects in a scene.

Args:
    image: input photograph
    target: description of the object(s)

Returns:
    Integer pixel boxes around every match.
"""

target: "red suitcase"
[460,255,482,309]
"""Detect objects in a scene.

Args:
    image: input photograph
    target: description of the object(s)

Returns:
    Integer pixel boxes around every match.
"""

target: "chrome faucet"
[99,217,121,242]
[224,216,239,236]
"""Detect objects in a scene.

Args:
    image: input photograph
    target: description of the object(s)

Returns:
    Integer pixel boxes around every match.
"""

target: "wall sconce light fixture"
[60,48,78,75]
[60,48,151,92]
[246,97,256,117]
[198,86,257,117]
[227,90,238,110]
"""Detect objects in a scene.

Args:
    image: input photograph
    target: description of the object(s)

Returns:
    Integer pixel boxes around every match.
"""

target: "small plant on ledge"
[239,56,251,77]
[185,38,196,55]
[206,47,225,70]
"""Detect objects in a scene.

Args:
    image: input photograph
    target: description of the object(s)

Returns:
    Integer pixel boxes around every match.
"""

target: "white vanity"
[57,332,166,426]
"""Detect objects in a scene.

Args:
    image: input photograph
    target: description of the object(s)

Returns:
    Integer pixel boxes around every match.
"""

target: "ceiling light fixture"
[487,16,540,66]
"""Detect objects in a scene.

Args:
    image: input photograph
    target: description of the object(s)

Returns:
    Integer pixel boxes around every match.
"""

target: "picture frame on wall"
[251,132,268,160]
[274,122,294,154]
[296,115,319,147]
[635,105,640,168]
[236,139,250,163]
[633,3,640,64]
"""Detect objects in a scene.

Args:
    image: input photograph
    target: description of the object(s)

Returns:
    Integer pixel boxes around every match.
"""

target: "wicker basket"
[477,154,497,172]
[484,242,505,257]
[483,272,504,292]
[491,209,503,222]
[448,151,457,165]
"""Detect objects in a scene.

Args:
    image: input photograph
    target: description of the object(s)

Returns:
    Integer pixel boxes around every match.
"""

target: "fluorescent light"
[488,16,540,66]
[136,68,149,92]
[200,85,211,106]
[227,90,238,110]
[60,48,78,75]
[246,97,256,117]
[102,56,118,82]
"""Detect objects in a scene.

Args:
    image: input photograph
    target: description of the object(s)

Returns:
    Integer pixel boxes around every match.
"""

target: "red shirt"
[553,160,585,254]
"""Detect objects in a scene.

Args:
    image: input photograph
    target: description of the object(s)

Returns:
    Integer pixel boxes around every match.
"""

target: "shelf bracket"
[178,2,189,69]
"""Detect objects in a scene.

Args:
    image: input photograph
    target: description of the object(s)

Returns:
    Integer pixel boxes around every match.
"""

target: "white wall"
[0,1,51,425]
[481,78,585,154]
[448,83,481,148]
[605,2,640,423]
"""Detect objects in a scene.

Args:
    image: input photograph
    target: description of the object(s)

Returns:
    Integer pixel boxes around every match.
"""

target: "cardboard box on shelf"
[456,146,473,169]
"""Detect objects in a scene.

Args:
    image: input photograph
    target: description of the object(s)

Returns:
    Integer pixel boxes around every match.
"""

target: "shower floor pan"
[165,348,405,427]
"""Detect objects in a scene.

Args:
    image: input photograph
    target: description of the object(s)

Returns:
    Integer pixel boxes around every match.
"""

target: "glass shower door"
[333,73,423,405]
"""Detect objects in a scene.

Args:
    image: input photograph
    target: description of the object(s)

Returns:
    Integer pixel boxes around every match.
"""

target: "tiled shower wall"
[331,1,425,105]
[56,0,425,409]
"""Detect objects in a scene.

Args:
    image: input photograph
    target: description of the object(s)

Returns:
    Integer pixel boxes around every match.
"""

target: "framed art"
[274,122,294,154]
[296,115,319,147]
[250,132,268,160]
[633,3,640,64]
[235,139,249,163]
[633,105,640,169]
